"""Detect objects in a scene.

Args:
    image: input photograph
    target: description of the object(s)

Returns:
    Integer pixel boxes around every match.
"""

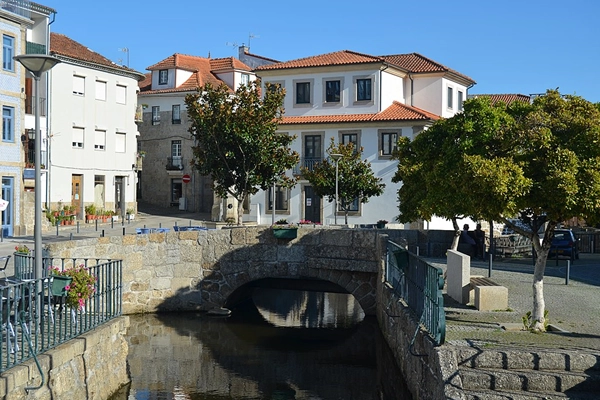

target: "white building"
[251,50,476,227]
[47,33,145,220]
[1,0,55,236]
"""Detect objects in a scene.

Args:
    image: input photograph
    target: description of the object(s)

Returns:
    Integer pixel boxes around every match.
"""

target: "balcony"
[26,41,46,55]
[25,95,46,116]
[293,157,322,175]
[166,156,184,171]
[135,105,143,123]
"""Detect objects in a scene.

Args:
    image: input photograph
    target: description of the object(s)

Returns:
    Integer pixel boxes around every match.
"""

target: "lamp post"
[330,153,342,225]
[14,54,60,294]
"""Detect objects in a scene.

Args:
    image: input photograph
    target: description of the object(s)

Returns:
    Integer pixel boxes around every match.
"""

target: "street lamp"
[14,54,61,291]
[330,153,342,225]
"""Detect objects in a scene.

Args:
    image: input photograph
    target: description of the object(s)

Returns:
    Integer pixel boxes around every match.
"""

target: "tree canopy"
[185,81,299,224]
[302,138,385,224]
[393,89,600,331]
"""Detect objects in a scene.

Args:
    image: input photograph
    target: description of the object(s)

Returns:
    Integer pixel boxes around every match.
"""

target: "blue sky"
[46,0,599,102]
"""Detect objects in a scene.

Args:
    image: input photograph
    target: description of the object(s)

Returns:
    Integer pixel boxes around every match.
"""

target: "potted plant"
[126,208,135,221]
[49,265,97,310]
[272,219,298,239]
[85,204,96,222]
[376,219,388,229]
[14,244,30,255]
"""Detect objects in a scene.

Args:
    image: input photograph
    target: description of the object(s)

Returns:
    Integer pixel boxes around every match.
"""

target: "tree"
[302,138,385,224]
[393,90,600,331]
[185,81,299,225]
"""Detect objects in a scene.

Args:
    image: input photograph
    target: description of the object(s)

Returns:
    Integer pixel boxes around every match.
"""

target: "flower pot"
[273,228,298,239]
[376,222,386,229]
[51,275,72,296]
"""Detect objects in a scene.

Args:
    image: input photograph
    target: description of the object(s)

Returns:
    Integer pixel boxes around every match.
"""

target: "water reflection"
[114,289,412,400]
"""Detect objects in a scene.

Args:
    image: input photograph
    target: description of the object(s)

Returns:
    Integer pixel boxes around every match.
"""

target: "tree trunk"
[450,217,460,251]
[237,194,246,226]
[527,221,556,332]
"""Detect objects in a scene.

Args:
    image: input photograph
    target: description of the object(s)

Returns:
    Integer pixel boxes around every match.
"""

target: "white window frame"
[116,84,126,104]
[158,69,168,85]
[95,80,106,101]
[72,127,84,148]
[73,75,85,96]
[152,106,160,125]
[94,130,106,150]
[172,104,181,124]
[115,132,126,153]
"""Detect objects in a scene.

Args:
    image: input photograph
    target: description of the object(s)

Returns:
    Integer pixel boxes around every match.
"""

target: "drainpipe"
[408,73,414,107]
[45,12,56,210]
[379,63,389,111]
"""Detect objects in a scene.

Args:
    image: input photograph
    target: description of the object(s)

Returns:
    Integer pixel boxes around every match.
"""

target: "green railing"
[385,241,445,345]
[0,255,122,372]
[26,41,46,55]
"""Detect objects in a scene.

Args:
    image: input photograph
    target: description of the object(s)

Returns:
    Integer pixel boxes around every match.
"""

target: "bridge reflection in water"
[113,289,412,400]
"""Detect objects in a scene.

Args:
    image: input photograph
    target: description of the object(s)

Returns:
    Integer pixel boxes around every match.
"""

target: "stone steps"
[454,347,600,398]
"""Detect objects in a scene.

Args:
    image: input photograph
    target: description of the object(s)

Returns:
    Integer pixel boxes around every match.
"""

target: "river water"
[110,289,413,399]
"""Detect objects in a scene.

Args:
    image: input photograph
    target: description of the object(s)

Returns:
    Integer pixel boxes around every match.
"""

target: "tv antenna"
[248,33,259,50]
[118,47,129,67]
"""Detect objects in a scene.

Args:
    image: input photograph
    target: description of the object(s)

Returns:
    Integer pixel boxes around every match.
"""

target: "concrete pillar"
[446,249,471,304]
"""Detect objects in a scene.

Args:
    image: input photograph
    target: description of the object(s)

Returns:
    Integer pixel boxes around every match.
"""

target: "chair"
[0,255,11,279]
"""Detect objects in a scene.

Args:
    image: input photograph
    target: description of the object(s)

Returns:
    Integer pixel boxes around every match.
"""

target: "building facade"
[48,33,145,221]
[137,54,255,215]
[251,50,476,227]
[1,0,54,237]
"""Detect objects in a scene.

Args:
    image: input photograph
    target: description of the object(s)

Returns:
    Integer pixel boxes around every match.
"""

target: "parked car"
[549,229,579,260]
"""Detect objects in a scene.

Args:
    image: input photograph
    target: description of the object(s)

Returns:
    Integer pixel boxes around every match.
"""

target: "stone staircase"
[454,347,600,399]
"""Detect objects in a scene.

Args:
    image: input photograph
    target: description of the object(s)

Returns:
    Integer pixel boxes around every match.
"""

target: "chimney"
[238,45,249,60]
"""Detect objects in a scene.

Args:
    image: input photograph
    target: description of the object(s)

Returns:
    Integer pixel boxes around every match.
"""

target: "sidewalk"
[427,254,600,351]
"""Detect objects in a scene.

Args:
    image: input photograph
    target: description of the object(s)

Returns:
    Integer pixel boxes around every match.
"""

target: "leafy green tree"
[185,81,299,225]
[302,138,385,224]
[393,90,600,331]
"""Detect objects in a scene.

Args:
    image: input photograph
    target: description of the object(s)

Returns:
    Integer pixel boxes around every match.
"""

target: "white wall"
[380,70,405,110]
[49,63,140,211]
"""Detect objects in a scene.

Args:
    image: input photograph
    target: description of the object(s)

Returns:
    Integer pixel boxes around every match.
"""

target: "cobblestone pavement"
[426,256,600,352]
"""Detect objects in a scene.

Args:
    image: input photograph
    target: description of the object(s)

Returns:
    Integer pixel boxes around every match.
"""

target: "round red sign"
[182,174,191,183]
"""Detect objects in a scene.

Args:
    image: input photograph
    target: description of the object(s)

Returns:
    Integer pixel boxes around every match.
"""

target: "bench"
[470,276,508,311]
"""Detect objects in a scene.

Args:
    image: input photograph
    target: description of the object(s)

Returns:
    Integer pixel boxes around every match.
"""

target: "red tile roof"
[255,49,475,83]
[140,54,252,95]
[280,101,439,125]
[470,94,531,105]
[50,33,144,79]
[256,50,382,71]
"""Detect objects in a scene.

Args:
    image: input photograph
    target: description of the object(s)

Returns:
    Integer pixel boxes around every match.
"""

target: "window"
[115,132,126,153]
[152,106,160,125]
[158,69,168,85]
[94,130,106,150]
[303,134,322,170]
[172,104,181,124]
[95,80,106,101]
[3,35,13,71]
[267,185,290,212]
[171,140,182,168]
[340,130,360,153]
[296,82,310,104]
[240,73,250,85]
[380,131,398,156]
[325,80,340,103]
[73,75,85,96]
[356,78,371,101]
[171,179,182,203]
[447,87,453,109]
[2,106,13,142]
[341,197,359,212]
[72,127,84,148]
[116,85,126,104]
[458,90,464,111]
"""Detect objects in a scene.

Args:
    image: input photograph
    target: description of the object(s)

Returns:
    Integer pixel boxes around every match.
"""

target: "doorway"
[114,176,124,215]
[303,185,321,224]
[71,175,82,218]
[1,177,13,237]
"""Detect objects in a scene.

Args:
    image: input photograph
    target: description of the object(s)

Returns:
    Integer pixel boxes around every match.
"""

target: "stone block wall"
[45,227,382,315]
[0,317,129,399]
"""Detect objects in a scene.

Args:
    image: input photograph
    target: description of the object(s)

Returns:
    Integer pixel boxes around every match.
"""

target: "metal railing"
[293,157,322,175]
[385,241,445,345]
[26,41,46,55]
[0,255,122,372]
[166,156,183,171]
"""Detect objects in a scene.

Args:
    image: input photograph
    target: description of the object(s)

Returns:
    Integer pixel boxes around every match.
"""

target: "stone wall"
[45,227,381,315]
[0,317,129,399]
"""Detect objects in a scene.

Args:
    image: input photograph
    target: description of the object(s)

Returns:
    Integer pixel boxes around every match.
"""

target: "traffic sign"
[182,174,191,183]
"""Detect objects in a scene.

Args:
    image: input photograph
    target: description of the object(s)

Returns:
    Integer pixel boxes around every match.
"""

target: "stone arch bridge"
[45,227,387,315]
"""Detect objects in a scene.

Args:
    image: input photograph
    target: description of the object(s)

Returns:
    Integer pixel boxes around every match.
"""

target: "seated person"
[459,224,477,256]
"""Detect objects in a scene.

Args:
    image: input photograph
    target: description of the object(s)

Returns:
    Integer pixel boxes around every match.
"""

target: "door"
[171,178,182,206]
[303,185,321,224]
[71,175,82,218]
[1,177,13,237]
[114,176,124,215]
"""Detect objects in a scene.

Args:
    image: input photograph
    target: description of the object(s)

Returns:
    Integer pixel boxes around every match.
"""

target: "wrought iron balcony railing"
[293,157,322,175]
[25,96,46,116]
[166,156,184,171]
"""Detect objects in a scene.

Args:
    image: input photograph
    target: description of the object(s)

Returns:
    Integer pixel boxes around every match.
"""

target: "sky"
[44,0,600,103]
